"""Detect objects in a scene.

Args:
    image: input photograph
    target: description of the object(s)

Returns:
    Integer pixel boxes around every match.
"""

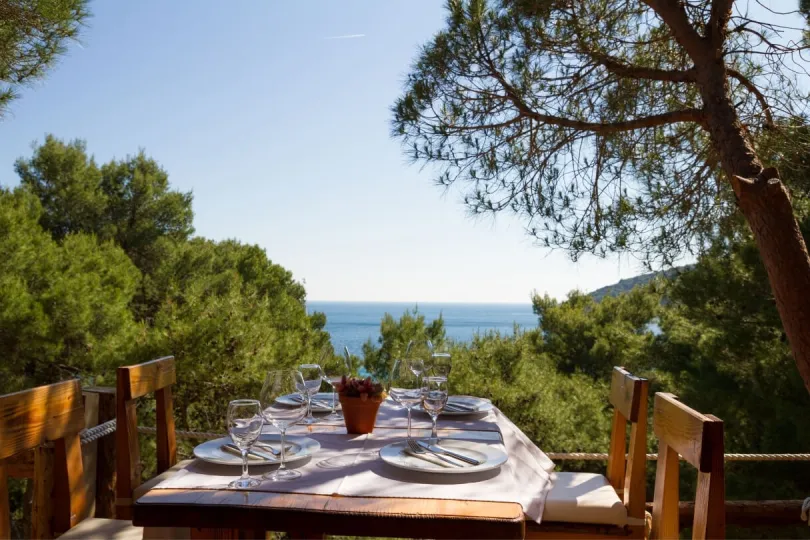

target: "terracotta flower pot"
[338,394,384,434]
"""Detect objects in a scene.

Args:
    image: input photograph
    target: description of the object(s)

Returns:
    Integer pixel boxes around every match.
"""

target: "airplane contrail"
[324,34,366,40]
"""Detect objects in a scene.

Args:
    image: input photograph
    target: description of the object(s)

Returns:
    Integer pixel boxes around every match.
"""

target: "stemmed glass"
[226,399,264,489]
[387,358,423,440]
[430,350,452,379]
[298,363,323,425]
[405,339,432,382]
[422,376,448,445]
[321,346,352,421]
[259,370,307,481]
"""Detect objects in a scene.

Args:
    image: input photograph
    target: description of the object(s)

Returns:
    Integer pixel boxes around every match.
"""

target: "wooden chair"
[0,380,142,539]
[115,356,191,538]
[531,366,649,538]
[650,393,724,539]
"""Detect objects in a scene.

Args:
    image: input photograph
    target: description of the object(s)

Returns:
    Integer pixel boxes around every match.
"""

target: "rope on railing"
[137,425,225,440]
[71,425,805,463]
[79,419,117,445]
[546,452,810,462]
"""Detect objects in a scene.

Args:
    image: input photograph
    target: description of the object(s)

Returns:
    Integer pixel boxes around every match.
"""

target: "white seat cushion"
[133,459,194,502]
[542,472,628,526]
[59,518,143,539]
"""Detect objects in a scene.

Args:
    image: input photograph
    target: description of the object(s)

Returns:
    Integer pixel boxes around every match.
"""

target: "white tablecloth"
[150,408,555,524]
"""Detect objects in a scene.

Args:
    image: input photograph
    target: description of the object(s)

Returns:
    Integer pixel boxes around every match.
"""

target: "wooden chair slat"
[53,433,87,535]
[32,445,54,539]
[0,380,85,460]
[653,393,712,470]
[608,367,643,422]
[0,380,87,539]
[0,462,9,540]
[120,356,176,401]
[604,366,649,524]
[651,393,725,539]
[155,386,177,471]
[116,394,141,520]
[623,380,648,520]
[605,409,627,492]
[693,415,725,539]
[117,356,179,521]
[651,441,680,538]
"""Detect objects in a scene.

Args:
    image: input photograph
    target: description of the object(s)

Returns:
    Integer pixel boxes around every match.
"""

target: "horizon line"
[307,299,534,305]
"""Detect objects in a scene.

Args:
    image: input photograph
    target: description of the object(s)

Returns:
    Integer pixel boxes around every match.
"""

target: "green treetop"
[0,0,88,117]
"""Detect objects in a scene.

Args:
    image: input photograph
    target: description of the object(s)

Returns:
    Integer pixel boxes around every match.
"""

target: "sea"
[307,301,538,353]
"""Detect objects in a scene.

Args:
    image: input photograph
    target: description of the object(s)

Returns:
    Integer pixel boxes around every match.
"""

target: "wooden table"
[132,423,532,539]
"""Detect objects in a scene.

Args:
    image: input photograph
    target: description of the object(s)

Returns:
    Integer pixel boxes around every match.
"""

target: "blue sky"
[0,1,794,303]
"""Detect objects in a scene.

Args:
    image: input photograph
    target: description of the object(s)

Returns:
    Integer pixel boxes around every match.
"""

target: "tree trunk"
[697,60,810,393]
[735,175,810,391]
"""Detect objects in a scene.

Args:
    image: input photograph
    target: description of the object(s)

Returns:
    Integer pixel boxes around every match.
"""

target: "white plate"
[380,439,507,474]
[416,395,493,416]
[276,392,340,412]
[193,434,320,466]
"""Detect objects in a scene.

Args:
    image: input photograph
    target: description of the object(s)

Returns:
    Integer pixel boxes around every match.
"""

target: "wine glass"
[405,339,432,381]
[387,358,423,440]
[298,363,323,425]
[422,376,448,445]
[226,399,264,489]
[259,370,307,481]
[321,345,352,420]
[430,350,452,379]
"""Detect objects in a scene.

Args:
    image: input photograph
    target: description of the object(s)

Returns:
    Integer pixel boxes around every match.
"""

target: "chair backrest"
[116,356,177,520]
[605,366,649,522]
[651,393,724,539]
[0,380,87,538]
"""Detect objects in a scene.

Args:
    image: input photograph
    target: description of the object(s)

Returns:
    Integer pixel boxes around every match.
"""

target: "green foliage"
[533,288,661,378]
[0,187,139,393]
[15,135,195,276]
[135,238,329,431]
[98,152,195,273]
[3,135,328,438]
[449,330,612,454]
[391,0,804,266]
[361,308,446,380]
[0,0,89,116]
[14,136,107,240]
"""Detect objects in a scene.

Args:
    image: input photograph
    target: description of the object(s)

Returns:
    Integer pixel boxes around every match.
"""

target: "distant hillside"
[589,266,689,302]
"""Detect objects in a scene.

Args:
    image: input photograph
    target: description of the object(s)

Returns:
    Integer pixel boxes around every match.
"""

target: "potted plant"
[335,376,386,434]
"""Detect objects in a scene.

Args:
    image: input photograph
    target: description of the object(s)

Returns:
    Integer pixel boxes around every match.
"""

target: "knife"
[403,448,457,468]
[417,440,482,465]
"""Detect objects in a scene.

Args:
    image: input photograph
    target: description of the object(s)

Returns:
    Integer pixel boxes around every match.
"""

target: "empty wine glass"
[298,363,323,425]
[321,345,352,421]
[405,339,432,381]
[430,350,452,379]
[387,358,423,440]
[226,399,263,489]
[260,370,307,481]
[422,376,448,445]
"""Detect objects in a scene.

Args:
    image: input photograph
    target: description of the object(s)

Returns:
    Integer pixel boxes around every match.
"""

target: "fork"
[255,441,292,456]
[406,439,461,467]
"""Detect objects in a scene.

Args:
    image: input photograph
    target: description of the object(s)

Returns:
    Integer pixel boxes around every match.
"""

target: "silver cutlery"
[406,439,461,468]
[254,441,293,456]
[416,440,482,465]
[288,394,332,408]
[445,402,478,412]
[222,443,274,461]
